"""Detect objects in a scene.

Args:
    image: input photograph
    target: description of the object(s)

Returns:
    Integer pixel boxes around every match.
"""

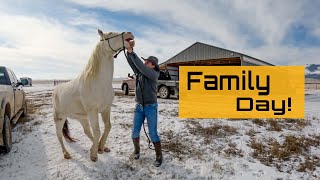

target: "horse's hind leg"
[54,117,71,159]
[99,106,112,154]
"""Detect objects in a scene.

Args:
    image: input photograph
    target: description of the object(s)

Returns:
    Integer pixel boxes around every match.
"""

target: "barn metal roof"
[160,42,273,66]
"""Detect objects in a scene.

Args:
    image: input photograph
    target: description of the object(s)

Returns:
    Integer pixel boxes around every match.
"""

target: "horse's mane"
[82,42,105,82]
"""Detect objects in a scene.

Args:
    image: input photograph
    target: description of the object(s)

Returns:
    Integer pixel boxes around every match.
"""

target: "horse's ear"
[98,29,103,37]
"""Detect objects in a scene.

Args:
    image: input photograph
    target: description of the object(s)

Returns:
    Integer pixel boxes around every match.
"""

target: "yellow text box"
[179,66,305,118]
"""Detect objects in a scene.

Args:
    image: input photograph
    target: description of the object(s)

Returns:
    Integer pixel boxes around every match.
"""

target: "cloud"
[0,8,120,79]
[313,28,320,38]
[67,0,320,64]
[240,45,320,65]
[66,0,247,47]
[1,0,320,79]
[65,0,310,46]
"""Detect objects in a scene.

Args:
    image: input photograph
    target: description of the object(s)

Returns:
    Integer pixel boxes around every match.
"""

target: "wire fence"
[305,83,320,90]
[53,80,70,86]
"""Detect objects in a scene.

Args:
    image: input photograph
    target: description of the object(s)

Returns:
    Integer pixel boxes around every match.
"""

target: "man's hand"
[127,40,135,53]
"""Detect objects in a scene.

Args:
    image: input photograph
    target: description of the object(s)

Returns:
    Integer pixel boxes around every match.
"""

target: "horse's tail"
[62,120,77,142]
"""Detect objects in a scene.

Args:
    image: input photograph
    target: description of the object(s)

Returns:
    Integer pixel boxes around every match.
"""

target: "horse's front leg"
[79,118,94,143]
[99,106,112,154]
[87,110,100,162]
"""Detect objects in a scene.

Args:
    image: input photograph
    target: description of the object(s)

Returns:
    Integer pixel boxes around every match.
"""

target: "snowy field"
[0,83,320,180]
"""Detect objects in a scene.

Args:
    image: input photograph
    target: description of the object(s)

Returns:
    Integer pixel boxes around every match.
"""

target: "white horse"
[52,29,134,162]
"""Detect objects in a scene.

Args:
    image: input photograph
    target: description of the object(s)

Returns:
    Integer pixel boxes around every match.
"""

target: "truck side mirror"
[16,82,23,87]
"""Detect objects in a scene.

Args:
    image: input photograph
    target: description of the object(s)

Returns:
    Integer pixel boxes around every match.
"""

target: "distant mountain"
[305,64,320,80]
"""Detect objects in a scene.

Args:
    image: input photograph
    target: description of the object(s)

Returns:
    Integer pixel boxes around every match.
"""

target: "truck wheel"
[22,100,27,117]
[2,115,12,153]
[159,86,170,99]
[123,84,129,95]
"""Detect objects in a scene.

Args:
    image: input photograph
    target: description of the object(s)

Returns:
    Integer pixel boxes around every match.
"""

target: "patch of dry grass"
[13,123,33,136]
[250,135,320,172]
[119,123,132,130]
[297,156,320,172]
[170,110,178,117]
[158,108,166,114]
[252,118,266,126]
[27,99,38,115]
[39,92,53,98]
[246,129,257,137]
[251,118,311,132]
[282,118,311,130]
[32,120,42,126]
[18,99,37,124]
[114,90,125,96]
[18,91,53,125]
[187,122,238,144]
[223,143,244,158]
[161,130,203,160]
[267,119,282,131]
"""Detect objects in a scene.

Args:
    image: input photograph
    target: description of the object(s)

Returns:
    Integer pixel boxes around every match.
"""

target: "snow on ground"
[305,90,320,117]
[0,83,320,179]
[112,82,122,90]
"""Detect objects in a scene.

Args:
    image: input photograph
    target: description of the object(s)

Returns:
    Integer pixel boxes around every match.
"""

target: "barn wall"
[242,61,259,66]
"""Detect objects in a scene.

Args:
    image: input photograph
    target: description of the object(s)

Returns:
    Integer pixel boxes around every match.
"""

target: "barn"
[159,42,274,80]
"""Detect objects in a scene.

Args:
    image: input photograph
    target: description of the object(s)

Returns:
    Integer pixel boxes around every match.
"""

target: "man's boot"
[153,142,163,167]
[132,138,140,159]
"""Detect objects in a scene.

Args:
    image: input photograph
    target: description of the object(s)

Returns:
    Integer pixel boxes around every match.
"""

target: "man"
[125,40,162,167]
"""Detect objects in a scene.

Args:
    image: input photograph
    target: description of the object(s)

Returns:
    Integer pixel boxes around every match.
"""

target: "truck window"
[0,67,9,85]
[7,69,16,84]
[11,71,19,83]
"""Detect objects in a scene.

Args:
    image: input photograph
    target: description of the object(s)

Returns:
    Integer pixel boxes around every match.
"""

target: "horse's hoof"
[64,153,71,159]
[90,156,98,162]
[99,147,111,154]
[104,147,111,152]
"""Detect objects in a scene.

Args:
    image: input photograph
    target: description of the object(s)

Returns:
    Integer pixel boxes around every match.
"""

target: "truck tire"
[21,100,27,117]
[123,84,129,95]
[2,115,12,153]
[159,86,170,99]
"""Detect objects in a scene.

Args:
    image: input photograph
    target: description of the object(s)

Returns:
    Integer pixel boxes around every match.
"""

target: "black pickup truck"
[0,66,27,153]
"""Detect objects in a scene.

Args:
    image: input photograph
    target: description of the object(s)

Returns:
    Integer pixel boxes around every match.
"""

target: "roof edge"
[160,42,274,66]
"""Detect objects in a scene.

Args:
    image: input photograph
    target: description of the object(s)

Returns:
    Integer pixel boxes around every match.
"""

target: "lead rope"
[143,121,155,150]
[137,58,169,153]
[120,46,153,149]
[113,33,125,58]
[122,46,168,152]
[139,83,169,153]
[136,70,155,150]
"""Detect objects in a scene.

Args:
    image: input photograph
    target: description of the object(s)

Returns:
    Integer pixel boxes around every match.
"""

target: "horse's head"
[98,29,134,52]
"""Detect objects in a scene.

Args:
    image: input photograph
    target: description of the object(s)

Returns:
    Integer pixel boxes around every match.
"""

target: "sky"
[0,0,319,80]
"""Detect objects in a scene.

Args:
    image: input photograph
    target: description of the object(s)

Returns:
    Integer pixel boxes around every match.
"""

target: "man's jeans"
[132,103,160,143]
